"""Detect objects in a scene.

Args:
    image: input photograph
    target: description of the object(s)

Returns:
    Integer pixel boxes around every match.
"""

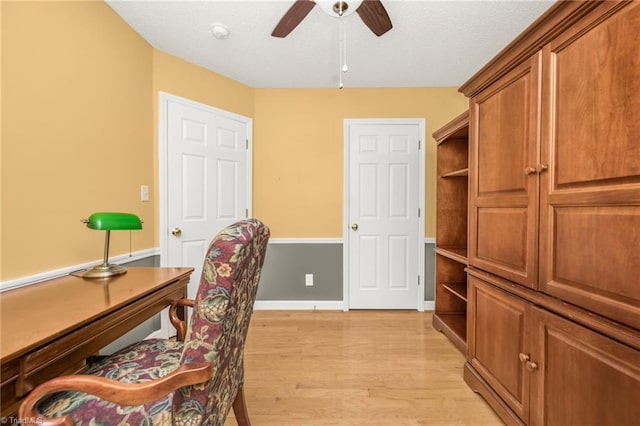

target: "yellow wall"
[1,1,154,280]
[1,1,467,281]
[253,88,467,238]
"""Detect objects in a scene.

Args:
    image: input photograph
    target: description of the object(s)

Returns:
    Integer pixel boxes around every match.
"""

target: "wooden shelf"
[433,111,469,143]
[433,110,469,353]
[442,281,468,302]
[442,168,469,178]
[435,247,468,265]
[432,313,467,354]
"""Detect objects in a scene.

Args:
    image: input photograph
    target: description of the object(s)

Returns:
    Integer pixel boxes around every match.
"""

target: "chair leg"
[232,385,251,426]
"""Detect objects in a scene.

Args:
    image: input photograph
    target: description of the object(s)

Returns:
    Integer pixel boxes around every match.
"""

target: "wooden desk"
[0,267,193,416]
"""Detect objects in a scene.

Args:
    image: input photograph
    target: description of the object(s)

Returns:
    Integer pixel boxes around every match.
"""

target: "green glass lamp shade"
[85,212,143,231]
[74,212,143,279]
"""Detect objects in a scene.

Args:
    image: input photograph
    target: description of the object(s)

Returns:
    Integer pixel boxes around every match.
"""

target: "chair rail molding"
[0,248,161,292]
[268,238,343,244]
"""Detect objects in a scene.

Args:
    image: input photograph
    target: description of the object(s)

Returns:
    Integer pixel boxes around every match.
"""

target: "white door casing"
[344,119,425,310]
[157,92,252,337]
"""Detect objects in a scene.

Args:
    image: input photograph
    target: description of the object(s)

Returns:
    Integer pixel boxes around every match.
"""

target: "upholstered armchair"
[19,219,270,426]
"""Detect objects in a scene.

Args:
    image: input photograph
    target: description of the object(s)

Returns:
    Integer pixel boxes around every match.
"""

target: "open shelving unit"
[432,111,469,354]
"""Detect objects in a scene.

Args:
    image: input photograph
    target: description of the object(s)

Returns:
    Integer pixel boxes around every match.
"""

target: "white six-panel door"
[346,120,424,309]
[161,94,251,303]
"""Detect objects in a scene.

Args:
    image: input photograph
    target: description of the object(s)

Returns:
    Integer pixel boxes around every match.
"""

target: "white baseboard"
[254,300,435,311]
[254,300,345,310]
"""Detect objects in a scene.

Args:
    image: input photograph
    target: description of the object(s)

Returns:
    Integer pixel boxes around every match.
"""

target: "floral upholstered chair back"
[173,219,269,425]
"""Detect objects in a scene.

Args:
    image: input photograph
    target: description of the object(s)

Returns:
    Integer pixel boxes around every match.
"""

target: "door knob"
[351,223,359,231]
[171,227,182,237]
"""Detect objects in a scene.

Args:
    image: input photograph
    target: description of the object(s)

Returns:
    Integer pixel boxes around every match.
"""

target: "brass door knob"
[171,227,182,237]
[351,223,359,231]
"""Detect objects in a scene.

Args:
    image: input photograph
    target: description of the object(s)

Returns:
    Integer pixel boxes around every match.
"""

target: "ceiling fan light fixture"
[210,22,230,40]
[317,0,363,18]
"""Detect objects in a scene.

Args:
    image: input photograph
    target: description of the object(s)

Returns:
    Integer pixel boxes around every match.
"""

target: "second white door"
[346,120,423,309]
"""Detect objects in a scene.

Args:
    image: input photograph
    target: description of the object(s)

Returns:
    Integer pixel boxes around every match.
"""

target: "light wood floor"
[225,310,503,425]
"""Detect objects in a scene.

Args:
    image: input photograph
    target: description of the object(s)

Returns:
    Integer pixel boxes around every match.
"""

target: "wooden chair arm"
[169,298,195,341]
[19,362,212,425]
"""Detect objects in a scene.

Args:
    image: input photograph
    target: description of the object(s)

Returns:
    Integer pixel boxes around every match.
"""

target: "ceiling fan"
[272,0,393,38]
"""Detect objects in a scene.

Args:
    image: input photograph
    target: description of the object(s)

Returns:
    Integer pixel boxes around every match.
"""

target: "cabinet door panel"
[476,208,528,272]
[540,2,640,329]
[550,3,640,187]
[469,56,539,288]
[530,307,640,426]
[468,276,530,422]
[476,79,529,195]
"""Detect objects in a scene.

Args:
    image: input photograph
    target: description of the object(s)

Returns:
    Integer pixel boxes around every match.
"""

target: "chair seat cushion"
[38,338,184,425]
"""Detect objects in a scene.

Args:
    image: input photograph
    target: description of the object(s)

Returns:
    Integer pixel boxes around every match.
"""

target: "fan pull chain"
[342,18,348,73]
[339,17,348,89]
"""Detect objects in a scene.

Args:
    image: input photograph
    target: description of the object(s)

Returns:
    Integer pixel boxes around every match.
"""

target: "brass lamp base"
[72,264,127,279]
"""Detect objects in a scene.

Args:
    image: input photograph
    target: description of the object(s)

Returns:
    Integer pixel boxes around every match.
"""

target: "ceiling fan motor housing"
[333,1,349,16]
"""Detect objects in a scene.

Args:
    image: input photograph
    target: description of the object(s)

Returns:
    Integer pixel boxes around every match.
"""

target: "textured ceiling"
[106,0,555,88]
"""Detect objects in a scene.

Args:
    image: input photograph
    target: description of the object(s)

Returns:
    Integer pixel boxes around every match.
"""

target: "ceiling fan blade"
[272,0,316,38]
[356,0,392,37]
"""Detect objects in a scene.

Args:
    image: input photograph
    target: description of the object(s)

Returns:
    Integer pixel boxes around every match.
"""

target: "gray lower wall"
[257,241,436,302]
[424,241,435,301]
[257,244,343,300]
[114,242,436,304]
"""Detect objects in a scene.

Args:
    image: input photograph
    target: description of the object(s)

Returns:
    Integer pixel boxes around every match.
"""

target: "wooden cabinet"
[458,1,640,424]
[468,55,539,289]
[466,276,530,423]
[432,111,469,353]
[467,275,640,426]
[538,1,640,329]
[529,306,640,425]
[466,0,640,330]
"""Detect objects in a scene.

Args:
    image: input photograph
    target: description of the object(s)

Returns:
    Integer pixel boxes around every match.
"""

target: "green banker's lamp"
[75,212,143,278]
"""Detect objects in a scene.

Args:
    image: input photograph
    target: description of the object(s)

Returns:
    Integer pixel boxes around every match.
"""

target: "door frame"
[343,118,426,311]
[156,91,253,336]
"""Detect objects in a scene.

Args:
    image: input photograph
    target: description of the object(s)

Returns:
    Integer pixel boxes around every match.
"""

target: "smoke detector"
[210,23,230,40]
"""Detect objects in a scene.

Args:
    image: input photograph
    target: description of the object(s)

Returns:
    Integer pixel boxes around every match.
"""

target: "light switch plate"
[141,185,149,201]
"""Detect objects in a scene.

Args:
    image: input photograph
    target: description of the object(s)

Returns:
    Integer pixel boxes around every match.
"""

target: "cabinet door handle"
[525,167,537,175]
[537,164,548,174]
[519,353,538,371]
